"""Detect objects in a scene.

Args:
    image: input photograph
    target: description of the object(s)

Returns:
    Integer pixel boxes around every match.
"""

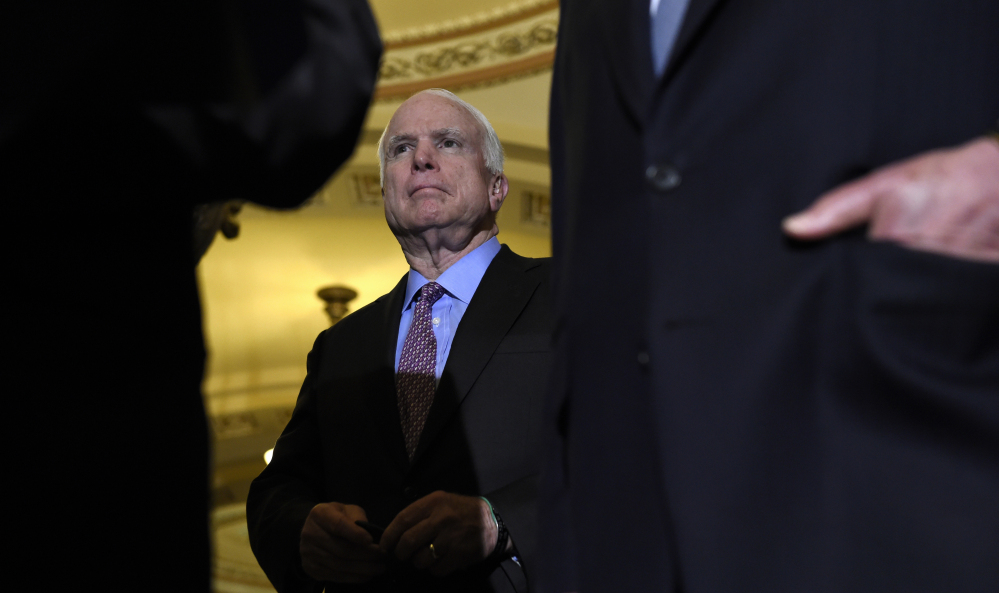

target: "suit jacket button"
[646,164,682,192]
[403,486,416,500]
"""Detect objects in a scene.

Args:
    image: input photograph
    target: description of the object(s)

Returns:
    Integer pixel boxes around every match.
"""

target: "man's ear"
[489,174,509,211]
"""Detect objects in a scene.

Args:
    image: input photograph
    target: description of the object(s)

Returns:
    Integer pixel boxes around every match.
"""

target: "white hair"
[377,88,504,185]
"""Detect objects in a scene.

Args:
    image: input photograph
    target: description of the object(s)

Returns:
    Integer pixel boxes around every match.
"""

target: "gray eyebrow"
[384,128,468,155]
[432,127,465,139]
[385,134,413,149]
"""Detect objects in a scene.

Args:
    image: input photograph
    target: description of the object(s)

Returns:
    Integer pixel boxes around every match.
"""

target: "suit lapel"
[657,0,727,88]
[411,247,543,463]
[597,0,727,122]
[599,0,656,127]
[365,274,410,472]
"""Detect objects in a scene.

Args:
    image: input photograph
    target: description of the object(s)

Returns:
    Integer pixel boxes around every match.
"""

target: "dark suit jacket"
[3,2,379,590]
[248,245,552,593]
[543,1,999,592]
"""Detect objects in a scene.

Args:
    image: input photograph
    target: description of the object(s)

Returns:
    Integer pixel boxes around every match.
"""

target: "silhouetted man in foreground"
[3,1,380,589]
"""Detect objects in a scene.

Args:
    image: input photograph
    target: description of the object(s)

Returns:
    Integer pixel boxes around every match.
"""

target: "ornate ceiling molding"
[375,3,558,101]
[381,0,558,48]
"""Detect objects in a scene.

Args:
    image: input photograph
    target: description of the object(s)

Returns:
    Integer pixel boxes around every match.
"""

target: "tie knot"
[419,282,446,306]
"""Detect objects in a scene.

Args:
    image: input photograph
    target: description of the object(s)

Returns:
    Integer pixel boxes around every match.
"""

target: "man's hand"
[783,136,999,262]
[379,491,498,577]
[299,502,386,583]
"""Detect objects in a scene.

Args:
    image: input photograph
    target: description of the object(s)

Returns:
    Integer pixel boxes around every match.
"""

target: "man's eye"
[442,139,457,148]
[393,145,410,155]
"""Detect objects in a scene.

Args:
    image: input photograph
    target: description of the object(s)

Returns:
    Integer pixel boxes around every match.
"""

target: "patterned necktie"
[397,282,447,460]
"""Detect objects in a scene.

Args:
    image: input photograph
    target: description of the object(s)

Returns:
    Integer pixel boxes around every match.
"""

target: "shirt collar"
[402,236,502,310]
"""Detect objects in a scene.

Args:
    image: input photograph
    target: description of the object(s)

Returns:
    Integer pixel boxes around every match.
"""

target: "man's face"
[381,93,505,242]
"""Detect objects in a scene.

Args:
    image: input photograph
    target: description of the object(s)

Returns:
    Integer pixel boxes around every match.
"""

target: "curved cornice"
[382,0,558,49]
[375,1,558,101]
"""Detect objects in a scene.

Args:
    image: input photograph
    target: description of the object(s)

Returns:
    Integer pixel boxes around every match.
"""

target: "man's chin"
[412,201,449,223]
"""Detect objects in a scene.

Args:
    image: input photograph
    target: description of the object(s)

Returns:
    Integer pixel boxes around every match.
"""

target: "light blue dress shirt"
[650,0,690,76]
[394,236,502,383]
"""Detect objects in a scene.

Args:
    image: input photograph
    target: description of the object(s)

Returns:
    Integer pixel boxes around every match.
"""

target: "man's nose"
[413,141,437,171]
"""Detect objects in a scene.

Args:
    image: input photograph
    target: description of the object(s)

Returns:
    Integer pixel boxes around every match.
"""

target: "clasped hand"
[300,492,498,583]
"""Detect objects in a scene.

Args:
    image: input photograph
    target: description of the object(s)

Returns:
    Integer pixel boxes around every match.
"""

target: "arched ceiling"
[205,3,557,591]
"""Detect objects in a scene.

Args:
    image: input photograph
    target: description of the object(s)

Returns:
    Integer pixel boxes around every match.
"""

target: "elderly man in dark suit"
[541,0,999,592]
[248,89,551,593]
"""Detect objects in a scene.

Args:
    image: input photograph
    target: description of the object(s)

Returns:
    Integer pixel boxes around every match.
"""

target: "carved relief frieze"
[381,0,557,48]
[380,19,556,81]
[376,7,558,100]
[351,172,383,208]
[212,411,258,439]
[521,189,551,226]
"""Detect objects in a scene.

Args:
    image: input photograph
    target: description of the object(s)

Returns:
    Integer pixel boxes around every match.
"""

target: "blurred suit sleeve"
[2,0,383,209]
[141,0,384,208]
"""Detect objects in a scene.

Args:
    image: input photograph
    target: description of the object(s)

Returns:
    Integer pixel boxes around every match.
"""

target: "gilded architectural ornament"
[381,0,558,48]
[212,411,258,438]
[380,20,557,81]
[376,7,559,100]
[521,189,551,226]
[317,285,359,325]
[351,172,384,207]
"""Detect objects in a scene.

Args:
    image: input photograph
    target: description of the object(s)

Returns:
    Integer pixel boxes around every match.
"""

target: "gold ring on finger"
[429,543,439,560]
